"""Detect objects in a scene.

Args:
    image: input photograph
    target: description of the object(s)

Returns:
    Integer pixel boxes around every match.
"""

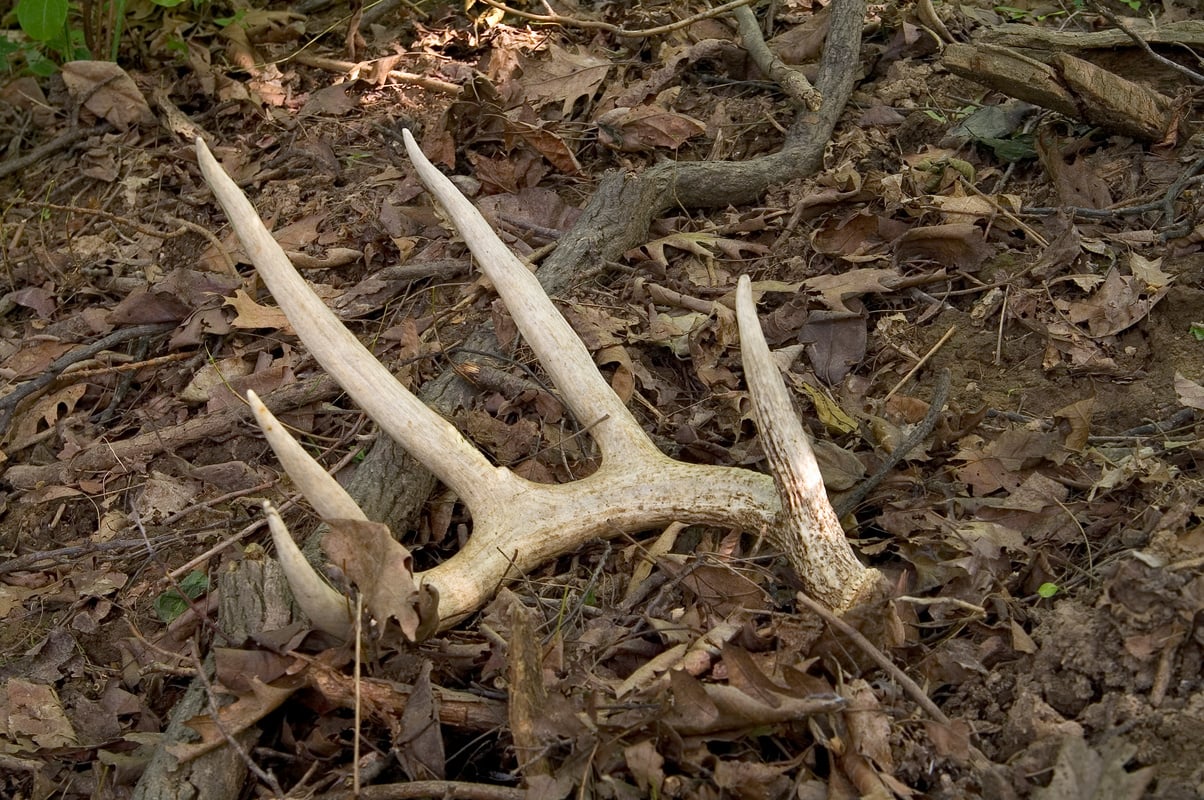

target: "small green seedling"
[1037,582,1059,599]
[154,570,210,622]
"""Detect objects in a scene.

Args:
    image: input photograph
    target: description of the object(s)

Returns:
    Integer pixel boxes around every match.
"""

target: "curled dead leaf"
[323,518,439,641]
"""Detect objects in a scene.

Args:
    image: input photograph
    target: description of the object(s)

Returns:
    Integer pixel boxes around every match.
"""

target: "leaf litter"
[1,2,1203,798]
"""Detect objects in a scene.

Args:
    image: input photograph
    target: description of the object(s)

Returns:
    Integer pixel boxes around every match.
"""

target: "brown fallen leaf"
[170,677,300,763]
[1174,372,1204,410]
[1064,267,1171,338]
[804,268,899,313]
[2,678,78,750]
[323,518,438,641]
[597,104,707,152]
[395,660,445,780]
[519,43,610,116]
[224,289,292,331]
[799,302,868,384]
[1033,735,1154,800]
[61,61,155,129]
[893,223,993,271]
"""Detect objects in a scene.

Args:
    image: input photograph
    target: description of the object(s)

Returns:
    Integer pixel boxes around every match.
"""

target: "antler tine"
[262,500,353,637]
[247,390,367,522]
[194,138,502,511]
[400,129,659,463]
[248,392,363,635]
[198,137,883,639]
[735,276,880,610]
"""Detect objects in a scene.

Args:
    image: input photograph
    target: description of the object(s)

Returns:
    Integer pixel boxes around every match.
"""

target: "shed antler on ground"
[195,131,882,637]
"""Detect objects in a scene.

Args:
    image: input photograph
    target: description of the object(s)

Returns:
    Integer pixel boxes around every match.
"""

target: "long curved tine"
[247,390,367,522]
[735,276,880,611]
[195,138,504,510]
[262,500,353,637]
[400,129,659,464]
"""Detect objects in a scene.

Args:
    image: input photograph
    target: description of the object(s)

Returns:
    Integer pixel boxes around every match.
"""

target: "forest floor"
[1,0,1203,798]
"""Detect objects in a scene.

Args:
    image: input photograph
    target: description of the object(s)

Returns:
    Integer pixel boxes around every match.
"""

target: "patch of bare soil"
[1,1,1203,798]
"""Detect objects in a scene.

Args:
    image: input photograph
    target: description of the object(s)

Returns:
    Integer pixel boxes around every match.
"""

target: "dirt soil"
[1,1,1203,798]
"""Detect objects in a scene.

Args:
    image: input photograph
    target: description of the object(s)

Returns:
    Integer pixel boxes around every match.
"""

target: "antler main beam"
[196,133,882,637]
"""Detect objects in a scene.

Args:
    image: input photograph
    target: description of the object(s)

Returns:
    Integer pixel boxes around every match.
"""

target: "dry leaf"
[170,678,299,762]
[596,105,706,151]
[804,268,899,313]
[519,44,610,116]
[2,679,77,749]
[1063,267,1171,337]
[225,290,292,331]
[1033,736,1155,800]
[1174,372,1204,410]
[322,519,436,641]
[623,739,665,795]
[395,661,445,780]
[61,61,155,129]
[893,223,992,271]
[180,357,253,403]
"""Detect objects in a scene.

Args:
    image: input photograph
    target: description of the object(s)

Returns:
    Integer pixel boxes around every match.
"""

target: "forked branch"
[196,133,882,637]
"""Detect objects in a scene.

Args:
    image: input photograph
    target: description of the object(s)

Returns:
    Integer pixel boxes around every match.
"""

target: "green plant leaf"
[1189,322,1204,341]
[979,135,1037,164]
[16,0,70,42]
[153,570,210,622]
[27,51,58,75]
[1037,582,1059,599]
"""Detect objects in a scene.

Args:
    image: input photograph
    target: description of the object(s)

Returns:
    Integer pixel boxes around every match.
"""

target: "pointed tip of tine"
[401,128,425,167]
[735,274,760,338]
[245,389,273,429]
[736,274,752,305]
[194,136,212,162]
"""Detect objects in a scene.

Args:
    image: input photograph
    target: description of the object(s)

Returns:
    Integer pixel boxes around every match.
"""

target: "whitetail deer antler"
[195,132,882,637]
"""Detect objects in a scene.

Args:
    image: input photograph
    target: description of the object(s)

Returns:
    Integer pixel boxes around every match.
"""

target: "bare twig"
[794,590,1019,797]
[0,125,106,181]
[291,52,462,96]
[795,590,949,723]
[0,322,175,435]
[314,781,525,800]
[186,645,287,796]
[1023,152,1204,238]
[478,0,755,38]
[835,369,951,518]
[10,199,238,274]
[733,4,822,110]
[0,538,168,576]
[884,325,956,401]
[1088,1,1204,85]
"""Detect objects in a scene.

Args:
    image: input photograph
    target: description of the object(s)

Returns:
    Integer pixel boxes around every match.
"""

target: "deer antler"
[195,133,882,637]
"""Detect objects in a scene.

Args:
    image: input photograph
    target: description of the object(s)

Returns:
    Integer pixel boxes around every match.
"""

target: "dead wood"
[0,125,106,181]
[734,3,822,110]
[0,322,175,436]
[132,558,295,800]
[4,374,337,490]
[980,18,1204,54]
[943,43,1174,142]
[505,593,555,789]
